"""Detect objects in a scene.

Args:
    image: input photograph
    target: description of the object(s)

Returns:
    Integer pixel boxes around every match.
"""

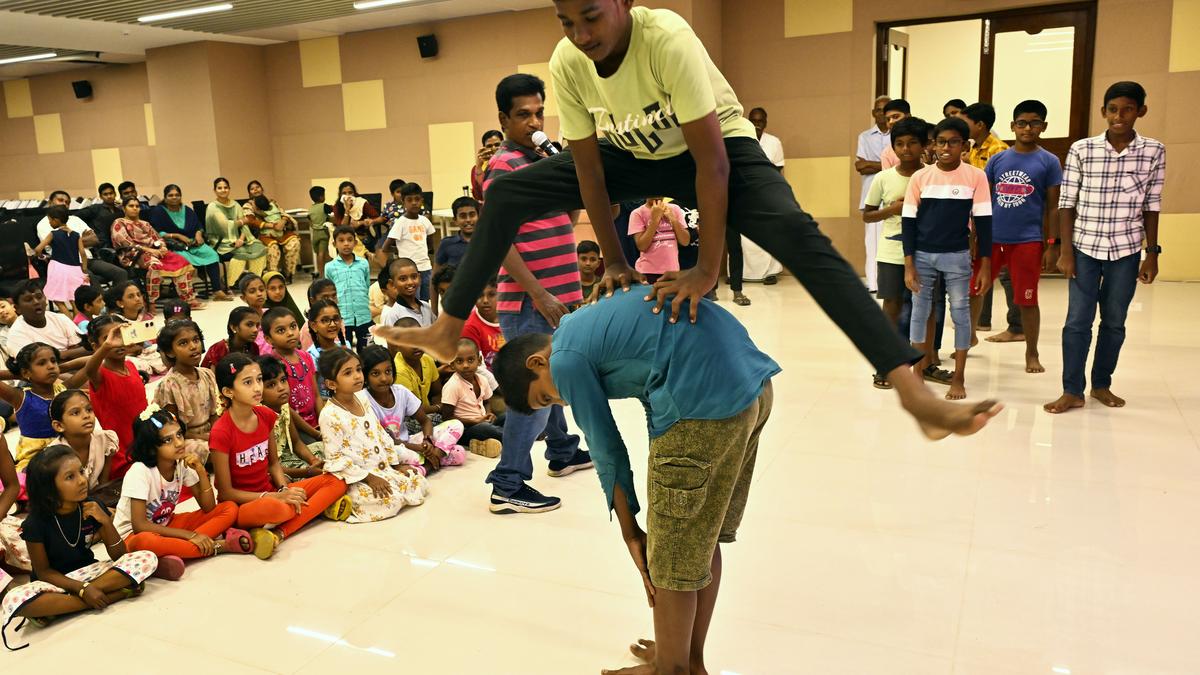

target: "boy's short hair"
[48,190,70,203]
[73,284,102,309]
[389,178,406,194]
[483,274,498,289]
[431,264,456,289]
[960,102,997,130]
[399,182,423,198]
[943,98,967,113]
[457,337,479,354]
[97,182,115,195]
[1013,99,1048,120]
[332,225,357,241]
[451,196,480,217]
[117,181,135,194]
[890,117,929,146]
[308,185,325,202]
[379,257,418,288]
[934,116,971,142]
[577,240,600,256]
[481,129,503,145]
[252,194,271,211]
[46,204,68,223]
[493,332,553,415]
[14,278,44,302]
[395,317,420,328]
[496,73,546,115]
[1103,81,1146,107]
[257,355,285,382]
[882,99,910,115]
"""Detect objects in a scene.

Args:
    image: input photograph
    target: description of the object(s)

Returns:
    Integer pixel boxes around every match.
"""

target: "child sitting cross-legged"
[257,355,325,481]
[116,407,255,581]
[152,319,220,463]
[361,345,464,475]
[318,347,428,522]
[441,338,503,458]
[0,446,157,647]
[262,307,322,442]
[209,353,347,560]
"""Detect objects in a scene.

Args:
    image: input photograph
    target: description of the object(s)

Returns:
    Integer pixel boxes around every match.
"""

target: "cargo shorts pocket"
[650,456,712,519]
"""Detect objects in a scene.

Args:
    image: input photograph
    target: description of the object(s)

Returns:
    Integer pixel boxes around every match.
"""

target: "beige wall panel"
[18,190,45,200]
[1170,0,1200,72]
[208,42,276,194]
[784,157,852,219]
[145,103,157,146]
[3,79,33,118]
[427,122,476,211]
[0,155,39,197]
[33,113,64,154]
[1159,142,1200,214]
[785,0,853,38]
[1158,214,1200,280]
[268,85,345,137]
[36,150,93,194]
[0,117,36,156]
[516,62,558,117]
[342,80,388,131]
[299,37,342,88]
[264,43,302,92]
[118,146,159,195]
[1094,0,1172,76]
[1163,72,1200,144]
[339,26,405,83]
[145,42,220,197]
[90,148,123,190]
[60,104,148,151]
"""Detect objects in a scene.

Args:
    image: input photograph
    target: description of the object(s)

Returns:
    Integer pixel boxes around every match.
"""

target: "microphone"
[531,131,559,156]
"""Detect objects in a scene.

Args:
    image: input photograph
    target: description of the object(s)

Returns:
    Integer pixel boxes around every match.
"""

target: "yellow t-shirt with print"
[549,6,755,160]
[394,352,438,408]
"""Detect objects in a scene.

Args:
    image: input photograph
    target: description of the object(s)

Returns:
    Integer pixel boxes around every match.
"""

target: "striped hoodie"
[482,140,583,314]
[901,162,993,257]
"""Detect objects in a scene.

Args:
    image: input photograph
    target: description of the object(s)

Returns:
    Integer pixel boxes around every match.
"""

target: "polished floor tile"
[4,277,1199,673]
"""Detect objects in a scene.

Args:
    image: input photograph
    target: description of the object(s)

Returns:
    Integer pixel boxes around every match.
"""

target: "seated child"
[300,278,344,351]
[380,257,432,328]
[202,307,261,369]
[304,299,343,398]
[234,273,272,354]
[72,285,104,333]
[153,319,220,462]
[83,316,153,480]
[103,281,167,376]
[209,354,347,560]
[257,356,324,481]
[6,279,87,360]
[263,271,303,326]
[262,307,322,442]
[117,408,254,580]
[441,338,503,458]
[431,265,456,313]
[362,345,462,473]
[392,318,442,425]
[160,298,191,324]
[577,240,602,301]
[317,348,428,523]
[460,276,504,371]
[1,446,157,647]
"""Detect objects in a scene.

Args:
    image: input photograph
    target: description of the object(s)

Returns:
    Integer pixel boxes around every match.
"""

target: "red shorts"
[971,242,1043,306]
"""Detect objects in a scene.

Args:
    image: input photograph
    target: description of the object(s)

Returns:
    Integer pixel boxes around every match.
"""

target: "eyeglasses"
[317,316,343,325]
[933,138,965,147]
[1013,120,1046,129]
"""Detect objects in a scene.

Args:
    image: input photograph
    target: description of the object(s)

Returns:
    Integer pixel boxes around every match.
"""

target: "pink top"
[279,349,318,428]
[628,203,686,275]
[441,372,492,421]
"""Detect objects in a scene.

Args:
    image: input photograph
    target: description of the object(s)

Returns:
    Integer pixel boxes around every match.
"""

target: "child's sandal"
[322,495,353,522]
[119,582,146,599]
[249,528,279,560]
[223,528,255,555]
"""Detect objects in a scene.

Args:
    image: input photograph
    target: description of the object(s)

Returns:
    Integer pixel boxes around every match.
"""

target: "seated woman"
[206,177,267,287]
[246,180,300,282]
[149,183,232,302]
[110,196,203,311]
[331,181,376,257]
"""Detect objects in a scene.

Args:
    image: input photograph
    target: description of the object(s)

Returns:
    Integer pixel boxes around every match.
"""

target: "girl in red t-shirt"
[83,316,152,480]
[202,307,261,370]
[209,353,347,560]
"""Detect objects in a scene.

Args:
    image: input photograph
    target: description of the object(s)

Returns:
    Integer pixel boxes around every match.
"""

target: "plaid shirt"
[1059,132,1166,261]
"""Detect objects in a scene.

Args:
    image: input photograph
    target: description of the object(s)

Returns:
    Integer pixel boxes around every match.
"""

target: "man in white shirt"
[748,107,786,170]
[729,107,786,301]
[855,96,892,292]
[35,189,128,286]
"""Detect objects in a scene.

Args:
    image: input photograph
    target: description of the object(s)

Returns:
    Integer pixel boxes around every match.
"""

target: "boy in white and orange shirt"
[902,116,993,402]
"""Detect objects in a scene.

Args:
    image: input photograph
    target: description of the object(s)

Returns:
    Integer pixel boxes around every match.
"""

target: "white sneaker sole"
[489,499,562,514]
[547,460,594,477]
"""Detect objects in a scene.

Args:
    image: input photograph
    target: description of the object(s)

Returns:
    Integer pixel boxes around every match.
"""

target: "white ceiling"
[0,0,548,78]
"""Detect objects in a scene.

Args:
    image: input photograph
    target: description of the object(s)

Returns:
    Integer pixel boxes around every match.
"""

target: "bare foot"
[946,379,967,400]
[891,369,1002,440]
[970,334,979,348]
[1090,388,1126,408]
[1025,355,1045,374]
[601,665,655,675]
[1043,393,1085,414]
[629,639,655,662]
[986,331,1025,343]
[373,315,463,362]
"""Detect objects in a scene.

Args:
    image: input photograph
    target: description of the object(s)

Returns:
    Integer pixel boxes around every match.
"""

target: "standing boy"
[856,95,892,292]
[376,0,999,490]
[308,186,332,278]
[878,99,912,170]
[482,73,589,516]
[436,196,478,272]
[323,226,373,351]
[973,100,1062,374]
[864,117,928,389]
[903,117,993,401]
[385,183,436,301]
[1044,81,1164,414]
[577,240,602,300]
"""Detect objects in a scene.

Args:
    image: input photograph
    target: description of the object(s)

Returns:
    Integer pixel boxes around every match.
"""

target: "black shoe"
[489,484,562,514]
[763,275,778,285]
[548,450,594,477]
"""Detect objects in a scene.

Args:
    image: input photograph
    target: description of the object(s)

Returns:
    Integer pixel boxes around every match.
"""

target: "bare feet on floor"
[986,330,1025,343]
[1043,393,1085,414]
[892,369,1002,440]
[602,640,656,675]
[946,378,966,400]
[1090,388,1126,408]
[1025,354,1044,374]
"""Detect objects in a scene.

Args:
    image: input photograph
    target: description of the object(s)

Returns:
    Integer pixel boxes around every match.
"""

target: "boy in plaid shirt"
[1044,81,1165,414]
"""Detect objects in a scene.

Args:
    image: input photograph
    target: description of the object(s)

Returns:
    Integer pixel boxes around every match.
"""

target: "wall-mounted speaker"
[417,34,438,59]
[71,80,92,99]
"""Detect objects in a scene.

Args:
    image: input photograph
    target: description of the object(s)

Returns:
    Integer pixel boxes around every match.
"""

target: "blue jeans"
[486,296,581,496]
[419,269,431,302]
[1061,250,1140,397]
[910,250,972,351]
[899,275,946,351]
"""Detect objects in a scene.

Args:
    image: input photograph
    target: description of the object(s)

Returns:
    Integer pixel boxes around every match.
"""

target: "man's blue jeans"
[1061,250,1140,397]
[486,295,581,496]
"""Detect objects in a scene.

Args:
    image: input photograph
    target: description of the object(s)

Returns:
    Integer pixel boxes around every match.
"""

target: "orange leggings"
[124,502,239,559]
[236,474,346,538]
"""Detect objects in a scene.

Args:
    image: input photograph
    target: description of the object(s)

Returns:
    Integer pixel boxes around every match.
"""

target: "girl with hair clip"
[202,306,261,370]
[318,347,427,523]
[0,446,157,650]
[116,407,254,581]
[209,353,347,560]
[153,320,220,462]
[300,278,345,351]
[0,343,93,473]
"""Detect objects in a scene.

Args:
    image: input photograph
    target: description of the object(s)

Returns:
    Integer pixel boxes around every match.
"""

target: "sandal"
[733,292,751,306]
[322,495,353,522]
[223,527,255,554]
[250,528,280,560]
[119,582,146,599]
[872,374,892,390]
[923,364,953,385]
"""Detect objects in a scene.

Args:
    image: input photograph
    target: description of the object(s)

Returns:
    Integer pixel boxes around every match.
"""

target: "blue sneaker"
[547,450,594,478]
[489,484,562,515]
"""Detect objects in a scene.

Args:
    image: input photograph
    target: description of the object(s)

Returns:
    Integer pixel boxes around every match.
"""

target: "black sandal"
[872,374,892,390]
[923,364,953,385]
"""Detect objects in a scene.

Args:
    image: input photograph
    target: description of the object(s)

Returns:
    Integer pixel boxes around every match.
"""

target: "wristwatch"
[1146,245,1163,254]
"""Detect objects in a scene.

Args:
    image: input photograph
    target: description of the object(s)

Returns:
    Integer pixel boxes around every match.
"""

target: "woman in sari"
[246,180,301,281]
[149,183,232,301]
[206,177,267,286]
[331,181,377,258]
[111,196,203,310]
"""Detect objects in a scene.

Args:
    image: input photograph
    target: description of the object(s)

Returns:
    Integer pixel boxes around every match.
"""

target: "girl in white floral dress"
[317,348,427,523]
